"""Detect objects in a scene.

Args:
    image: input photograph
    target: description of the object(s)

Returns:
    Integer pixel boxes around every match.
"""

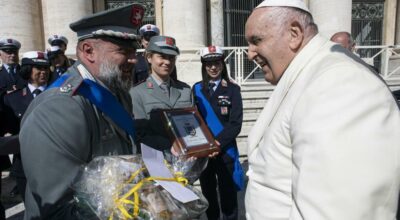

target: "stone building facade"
[0,0,399,84]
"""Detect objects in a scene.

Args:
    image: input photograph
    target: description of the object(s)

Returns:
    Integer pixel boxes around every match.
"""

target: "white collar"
[209,78,221,90]
[28,83,46,94]
[151,74,170,87]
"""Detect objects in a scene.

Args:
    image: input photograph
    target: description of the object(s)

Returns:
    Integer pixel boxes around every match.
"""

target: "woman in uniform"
[129,36,192,152]
[3,51,50,201]
[192,46,244,220]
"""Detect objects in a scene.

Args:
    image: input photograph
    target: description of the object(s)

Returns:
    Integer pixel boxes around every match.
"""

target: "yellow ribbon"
[108,168,188,220]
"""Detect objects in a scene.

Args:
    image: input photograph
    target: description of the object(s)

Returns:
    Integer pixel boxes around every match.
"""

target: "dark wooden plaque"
[161,107,220,158]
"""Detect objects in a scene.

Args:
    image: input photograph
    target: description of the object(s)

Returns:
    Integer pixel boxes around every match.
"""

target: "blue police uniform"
[3,86,42,201]
[193,79,243,220]
[0,64,25,94]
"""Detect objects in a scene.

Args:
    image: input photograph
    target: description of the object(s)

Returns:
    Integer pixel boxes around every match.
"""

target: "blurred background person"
[47,45,71,83]
[331,31,380,74]
[0,38,25,94]
[48,34,75,65]
[133,24,160,84]
[330,31,355,52]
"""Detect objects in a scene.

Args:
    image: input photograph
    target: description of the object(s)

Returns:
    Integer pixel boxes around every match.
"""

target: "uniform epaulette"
[56,74,84,96]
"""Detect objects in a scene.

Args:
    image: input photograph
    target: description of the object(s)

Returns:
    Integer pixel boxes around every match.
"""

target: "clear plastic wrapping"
[72,155,208,220]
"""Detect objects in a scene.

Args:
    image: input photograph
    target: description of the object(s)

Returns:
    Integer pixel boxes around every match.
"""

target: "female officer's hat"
[20,51,50,80]
[146,36,180,56]
[200,46,224,63]
[21,51,50,66]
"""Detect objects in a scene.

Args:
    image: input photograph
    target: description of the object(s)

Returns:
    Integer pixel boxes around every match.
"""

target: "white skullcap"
[256,0,310,13]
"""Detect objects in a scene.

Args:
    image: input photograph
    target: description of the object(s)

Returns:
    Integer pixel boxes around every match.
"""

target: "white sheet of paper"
[141,143,199,203]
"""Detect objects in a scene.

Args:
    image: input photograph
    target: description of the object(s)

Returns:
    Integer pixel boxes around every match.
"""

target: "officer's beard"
[98,58,132,93]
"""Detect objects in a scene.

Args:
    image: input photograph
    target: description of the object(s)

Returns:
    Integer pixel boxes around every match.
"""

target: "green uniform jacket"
[130,76,193,151]
[19,62,133,219]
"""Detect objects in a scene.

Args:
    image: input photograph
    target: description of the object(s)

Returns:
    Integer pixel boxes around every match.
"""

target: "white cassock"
[245,34,400,220]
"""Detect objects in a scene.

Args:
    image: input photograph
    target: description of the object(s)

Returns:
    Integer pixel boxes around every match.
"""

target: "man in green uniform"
[19,4,145,219]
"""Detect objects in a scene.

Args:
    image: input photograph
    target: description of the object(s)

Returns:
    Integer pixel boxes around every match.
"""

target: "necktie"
[33,89,42,97]
[8,66,15,75]
[8,66,16,82]
[159,82,169,97]
[208,82,216,96]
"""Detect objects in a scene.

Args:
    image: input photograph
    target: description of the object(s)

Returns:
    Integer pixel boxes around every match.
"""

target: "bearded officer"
[19,4,145,219]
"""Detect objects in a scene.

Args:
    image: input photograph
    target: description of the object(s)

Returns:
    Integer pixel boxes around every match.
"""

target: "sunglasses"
[143,33,157,41]
[2,49,18,54]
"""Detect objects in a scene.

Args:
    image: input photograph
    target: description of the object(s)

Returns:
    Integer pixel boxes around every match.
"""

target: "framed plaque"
[161,107,220,158]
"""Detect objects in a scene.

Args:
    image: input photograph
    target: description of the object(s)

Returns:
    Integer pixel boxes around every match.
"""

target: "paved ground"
[2,160,248,220]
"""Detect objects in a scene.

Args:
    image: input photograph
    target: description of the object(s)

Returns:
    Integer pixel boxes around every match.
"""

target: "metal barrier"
[174,45,400,86]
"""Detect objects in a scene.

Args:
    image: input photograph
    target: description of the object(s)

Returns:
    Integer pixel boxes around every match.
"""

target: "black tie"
[9,66,15,75]
[33,89,42,97]
[208,82,216,96]
[8,66,16,82]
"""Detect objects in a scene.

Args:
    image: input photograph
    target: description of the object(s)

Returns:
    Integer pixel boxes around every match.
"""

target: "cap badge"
[208,46,216,53]
[146,25,151,30]
[60,83,73,93]
[37,52,45,59]
[54,35,59,39]
[130,5,144,26]
[165,37,174,46]
[7,39,12,43]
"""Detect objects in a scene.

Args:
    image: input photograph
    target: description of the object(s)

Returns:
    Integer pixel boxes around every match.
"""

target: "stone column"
[0,0,44,53]
[309,0,352,39]
[41,0,93,56]
[382,0,397,45]
[397,0,400,45]
[163,0,207,85]
[210,0,224,46]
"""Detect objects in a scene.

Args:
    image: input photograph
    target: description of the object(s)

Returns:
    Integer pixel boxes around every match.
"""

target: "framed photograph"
[161,107,220,157]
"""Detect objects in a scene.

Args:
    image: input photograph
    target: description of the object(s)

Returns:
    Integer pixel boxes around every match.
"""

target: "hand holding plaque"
[161,107,220,158]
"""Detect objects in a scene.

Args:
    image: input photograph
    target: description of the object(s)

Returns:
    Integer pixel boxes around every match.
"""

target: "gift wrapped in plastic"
[165,152,208,184]
[72,155,208,220]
